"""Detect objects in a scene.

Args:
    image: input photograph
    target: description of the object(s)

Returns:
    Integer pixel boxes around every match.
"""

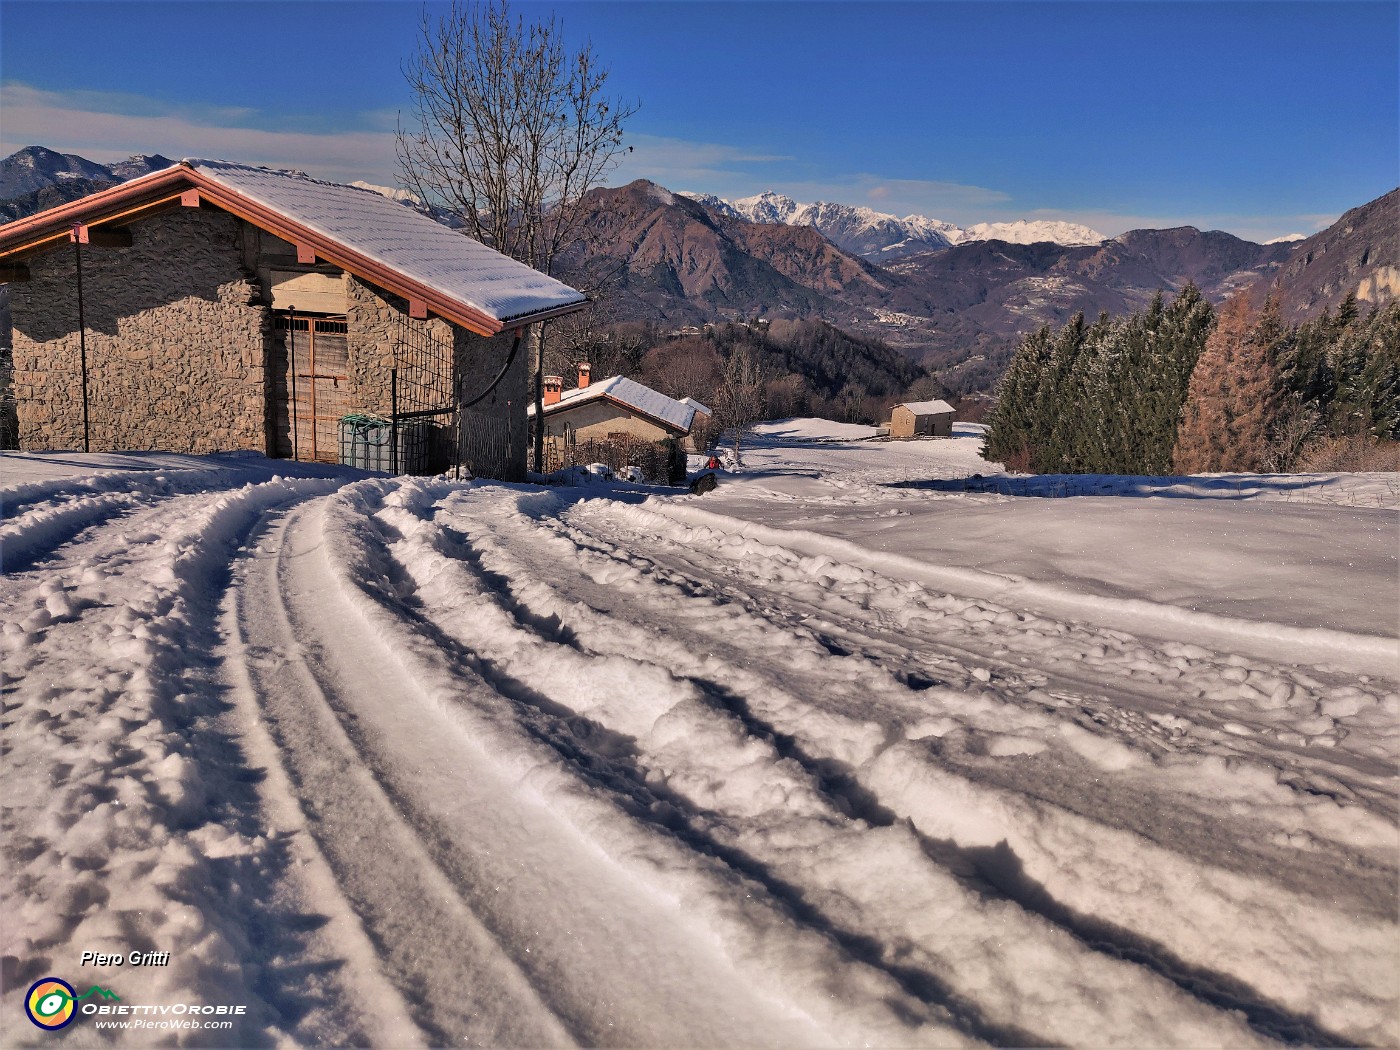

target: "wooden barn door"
[272,315,351,463]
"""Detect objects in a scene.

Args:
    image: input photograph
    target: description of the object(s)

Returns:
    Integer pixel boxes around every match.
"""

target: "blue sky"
[2,1,1395,239]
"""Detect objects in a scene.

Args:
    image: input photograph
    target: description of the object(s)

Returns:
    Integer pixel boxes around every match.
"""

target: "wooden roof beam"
[70,225,133,248]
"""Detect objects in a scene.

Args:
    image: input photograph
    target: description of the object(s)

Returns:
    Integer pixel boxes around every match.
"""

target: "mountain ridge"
[4,147,1392,400]
[680,188,1105,260]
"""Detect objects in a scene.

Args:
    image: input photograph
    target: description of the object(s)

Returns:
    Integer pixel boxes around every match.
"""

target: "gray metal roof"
[190,160,586,326]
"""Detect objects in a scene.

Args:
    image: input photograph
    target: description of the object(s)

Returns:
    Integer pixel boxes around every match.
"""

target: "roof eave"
[0,163,195,260]
[0,162,589,337]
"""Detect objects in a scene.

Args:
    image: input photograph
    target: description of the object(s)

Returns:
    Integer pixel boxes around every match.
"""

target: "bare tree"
[396,0,637,470]
[538,286,650,386]
[712,345,768,466]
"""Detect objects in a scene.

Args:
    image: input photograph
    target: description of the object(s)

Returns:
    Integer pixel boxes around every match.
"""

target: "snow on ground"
[2,428,1396,1048]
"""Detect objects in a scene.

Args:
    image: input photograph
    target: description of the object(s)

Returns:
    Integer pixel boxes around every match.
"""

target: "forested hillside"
[985,289,1400,475]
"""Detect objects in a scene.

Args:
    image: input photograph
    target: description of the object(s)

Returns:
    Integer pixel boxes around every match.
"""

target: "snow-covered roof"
[0,159,587,336]
[528,376,699,433]
[680,396,712,417]
[187,160,586,327]
[897,399,955,416]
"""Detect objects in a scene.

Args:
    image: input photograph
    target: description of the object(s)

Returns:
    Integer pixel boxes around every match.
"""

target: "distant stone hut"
[0,159,586,479]
[529,366,711,452]
[889,399,955,438]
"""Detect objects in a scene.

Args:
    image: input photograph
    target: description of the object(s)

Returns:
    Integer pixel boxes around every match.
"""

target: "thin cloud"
[776,175,1012,218]
[0,83,1349,242]
[611,133,793,191]
[0,82,400,186]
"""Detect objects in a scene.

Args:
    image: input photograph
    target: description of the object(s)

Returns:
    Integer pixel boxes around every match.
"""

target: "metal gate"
[272,314,350,463]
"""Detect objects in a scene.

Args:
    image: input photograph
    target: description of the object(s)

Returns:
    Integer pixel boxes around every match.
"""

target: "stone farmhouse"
[528,365,712,453]
[0,159,586,479]
[889,398,955,439]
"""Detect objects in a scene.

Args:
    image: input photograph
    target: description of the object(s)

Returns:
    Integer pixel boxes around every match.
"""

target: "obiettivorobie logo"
[25,978,120,1031]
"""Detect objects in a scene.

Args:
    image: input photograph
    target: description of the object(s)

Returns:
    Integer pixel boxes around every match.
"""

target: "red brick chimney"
[543,375,563,406]
[577,362,591,389]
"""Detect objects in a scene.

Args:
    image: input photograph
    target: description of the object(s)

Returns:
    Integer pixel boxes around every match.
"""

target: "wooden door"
[271,316,351,463]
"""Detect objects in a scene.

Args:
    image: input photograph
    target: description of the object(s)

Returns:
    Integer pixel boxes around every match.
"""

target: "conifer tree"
[1143,284,1213,474]
[1035,312,1090,471]
[1173,294,1285,473]
[984,325,1053,470]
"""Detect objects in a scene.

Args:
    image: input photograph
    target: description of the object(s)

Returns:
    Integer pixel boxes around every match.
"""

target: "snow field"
[310,478,951,1047]
[3,432,1395,1048]
[605,501,1397,766]
[518,490,1393,1045]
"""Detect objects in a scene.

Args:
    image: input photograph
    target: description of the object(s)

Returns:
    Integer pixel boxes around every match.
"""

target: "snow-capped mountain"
[350,180,421,205]
[725,192,959,258]
[730,190,802,226]
[675,191,740,219]
[680,188,1105,259]
[1264,233,1308,245]
[958,219,1105,247]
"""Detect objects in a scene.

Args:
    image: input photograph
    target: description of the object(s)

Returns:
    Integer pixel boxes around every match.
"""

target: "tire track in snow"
[1,490,147,572]
[587,498,1397,809]
[560,496,1398,1046]
[371,481,1288,1049]
[1,459,359,573]
[235,482,870,1048]
[422,485,1394,1047]
[226,500,570,1049]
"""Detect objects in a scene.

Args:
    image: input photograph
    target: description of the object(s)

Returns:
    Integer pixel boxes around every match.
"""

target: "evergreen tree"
[1035,312,1090,471]
[1274,297,1400,444]
[1144,284,1213,474]
[984,325,1053,471]
[1052,312,1114,472]
[985,288,1213,475]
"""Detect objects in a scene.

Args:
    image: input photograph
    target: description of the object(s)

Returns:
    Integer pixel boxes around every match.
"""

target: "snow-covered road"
[3,427,1396,1047]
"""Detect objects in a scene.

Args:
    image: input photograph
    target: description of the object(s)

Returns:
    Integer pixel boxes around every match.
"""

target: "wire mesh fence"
[391,314,458,475]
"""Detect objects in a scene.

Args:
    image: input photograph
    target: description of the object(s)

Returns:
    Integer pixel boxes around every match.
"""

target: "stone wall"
[7,208,530,476]
[345,275,528,480]
[9,208,270,453]
[455,323,528,481]
[889,404,952,439]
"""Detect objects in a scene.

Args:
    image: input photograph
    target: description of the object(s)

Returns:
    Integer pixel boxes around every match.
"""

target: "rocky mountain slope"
[880,227,1294,389]
[568,181,893,324]
[1245,187,1399,322]
[0,146,175,222]
[567,180,1302,393]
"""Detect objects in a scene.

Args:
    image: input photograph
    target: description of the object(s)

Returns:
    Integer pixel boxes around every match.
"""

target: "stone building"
[528,365,710,452]
[889,398,955,439]
[0,159,586,479]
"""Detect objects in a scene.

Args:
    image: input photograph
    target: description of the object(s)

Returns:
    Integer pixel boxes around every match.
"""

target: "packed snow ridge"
[680,188,1107,256]
[2,426,1396,1048]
